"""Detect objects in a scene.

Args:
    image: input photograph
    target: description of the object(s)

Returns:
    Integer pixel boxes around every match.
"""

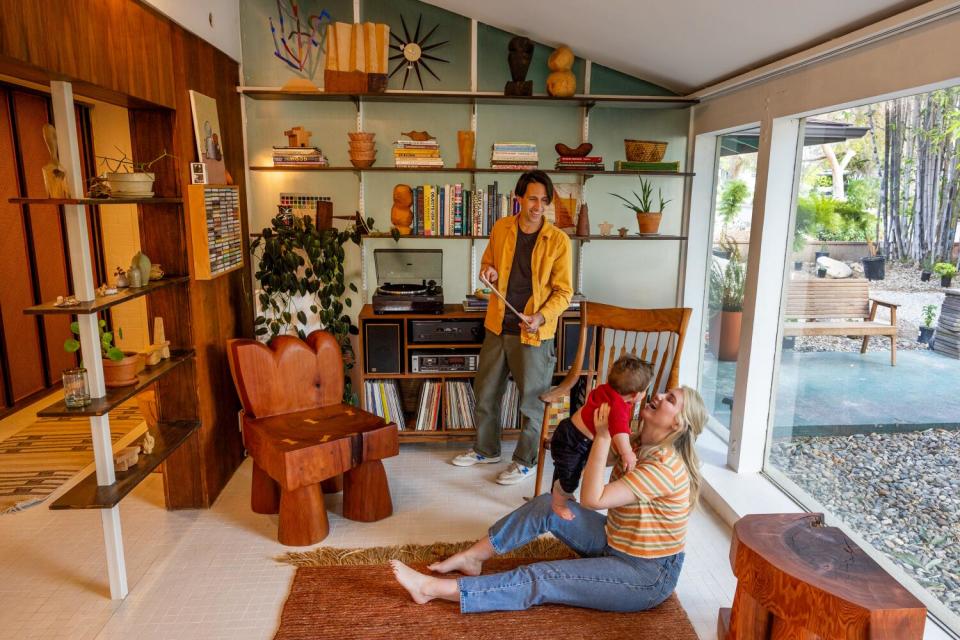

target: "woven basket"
[624,139,667,163]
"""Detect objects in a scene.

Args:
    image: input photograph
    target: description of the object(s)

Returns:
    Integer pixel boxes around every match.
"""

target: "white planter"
[105,172,155,197]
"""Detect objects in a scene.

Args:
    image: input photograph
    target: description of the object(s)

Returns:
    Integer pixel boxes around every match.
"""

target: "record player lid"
[374,248,443,287]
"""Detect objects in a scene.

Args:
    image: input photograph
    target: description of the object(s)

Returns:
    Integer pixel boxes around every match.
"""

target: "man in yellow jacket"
[452,171,573,484]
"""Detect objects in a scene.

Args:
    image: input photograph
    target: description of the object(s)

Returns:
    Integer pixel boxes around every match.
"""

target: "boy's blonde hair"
[607,355,654,397]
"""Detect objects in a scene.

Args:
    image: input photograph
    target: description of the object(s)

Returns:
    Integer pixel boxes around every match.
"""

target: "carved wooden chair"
[227,331,398,546]
[532,302,692,497]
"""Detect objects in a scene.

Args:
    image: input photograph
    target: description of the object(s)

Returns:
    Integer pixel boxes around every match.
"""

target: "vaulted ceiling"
[422,0,932,93]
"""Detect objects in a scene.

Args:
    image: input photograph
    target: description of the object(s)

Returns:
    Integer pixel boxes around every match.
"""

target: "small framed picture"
[190,162,208,185]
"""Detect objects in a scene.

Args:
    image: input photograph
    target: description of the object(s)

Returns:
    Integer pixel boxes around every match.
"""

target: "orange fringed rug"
[274,540,699,640]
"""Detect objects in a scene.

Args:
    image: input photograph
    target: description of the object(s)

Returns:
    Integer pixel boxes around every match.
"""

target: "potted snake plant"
[610,177,671,235]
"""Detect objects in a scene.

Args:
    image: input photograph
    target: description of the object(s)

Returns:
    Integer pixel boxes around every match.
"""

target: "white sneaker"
[451,449,502,467]
[496,462,536,485]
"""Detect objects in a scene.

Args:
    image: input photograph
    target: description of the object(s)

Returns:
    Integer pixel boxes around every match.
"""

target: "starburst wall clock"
[389,15,450,90]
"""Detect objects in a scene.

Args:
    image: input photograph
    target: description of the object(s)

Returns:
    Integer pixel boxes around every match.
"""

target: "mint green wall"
[240,0,690,326]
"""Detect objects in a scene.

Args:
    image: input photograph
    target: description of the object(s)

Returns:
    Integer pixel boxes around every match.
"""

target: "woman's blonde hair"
[636,385,707,506]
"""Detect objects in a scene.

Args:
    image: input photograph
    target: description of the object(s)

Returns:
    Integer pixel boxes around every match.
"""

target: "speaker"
[364,322,402,374]
[560,319,594,372]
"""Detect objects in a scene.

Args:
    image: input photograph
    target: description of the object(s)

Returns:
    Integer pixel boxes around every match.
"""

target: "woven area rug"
[274,539,699,640]
[0,402,145,513]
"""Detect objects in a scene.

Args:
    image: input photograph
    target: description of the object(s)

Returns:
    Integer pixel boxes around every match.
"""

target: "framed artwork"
[190,162,208,185]
[547,183,580,231]
[188,90,226,184]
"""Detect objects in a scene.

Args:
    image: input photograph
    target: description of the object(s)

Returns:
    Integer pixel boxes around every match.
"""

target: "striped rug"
[0,402,145,513]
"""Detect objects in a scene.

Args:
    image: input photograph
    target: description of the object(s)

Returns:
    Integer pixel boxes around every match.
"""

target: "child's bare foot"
[551,488,576,521]
[391,560,436,604]
[427,549,483,576]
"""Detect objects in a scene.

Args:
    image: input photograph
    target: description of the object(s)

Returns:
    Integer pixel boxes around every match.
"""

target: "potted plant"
[94,149,175,198]
[815,242,830,261]
[933,262,956,287]
[861,240,885,281]
[609,176,671,235]
[920,258,933,282]
[64,320,140,387]
[715,250,746,362]
[793,259,803,272]
[817,266,827,278]
[919,304,937,345]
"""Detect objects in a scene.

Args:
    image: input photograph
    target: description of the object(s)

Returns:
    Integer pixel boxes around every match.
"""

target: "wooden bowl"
[348,141,376,150]
[348,132,375,141]
[349,151,377,160]
[624,139,667,163]
[350,158,376,168]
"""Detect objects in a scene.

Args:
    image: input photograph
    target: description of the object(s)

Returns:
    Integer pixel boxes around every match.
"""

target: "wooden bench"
[783,279,899,366]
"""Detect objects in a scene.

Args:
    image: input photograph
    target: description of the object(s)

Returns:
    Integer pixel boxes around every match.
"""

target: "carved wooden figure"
[41,124,70,198]
[391,184,414,235]
[284,126,313,147]
[719,513,926,640]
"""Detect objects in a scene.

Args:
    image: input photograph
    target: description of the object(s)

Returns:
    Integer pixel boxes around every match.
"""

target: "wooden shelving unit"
[358,233,688,242]
[9,196,183,205]
[50,420,201,510]
[249,165,694,178]
[37,350,195,417]
[23,276,189,315]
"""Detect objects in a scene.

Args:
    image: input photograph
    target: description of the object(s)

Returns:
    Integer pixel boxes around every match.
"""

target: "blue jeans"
[457,494,684,613]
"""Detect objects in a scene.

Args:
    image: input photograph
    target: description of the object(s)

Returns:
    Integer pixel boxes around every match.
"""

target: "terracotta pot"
[636,211,662,234]
[718,311,742,362]
[102,352,141,387]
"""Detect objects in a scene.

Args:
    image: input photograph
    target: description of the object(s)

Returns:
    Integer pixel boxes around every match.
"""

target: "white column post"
[726,117,802,472]
[50,80,128,599]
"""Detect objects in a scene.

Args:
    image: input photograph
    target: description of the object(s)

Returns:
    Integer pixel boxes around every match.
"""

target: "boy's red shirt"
[581,383,632,437]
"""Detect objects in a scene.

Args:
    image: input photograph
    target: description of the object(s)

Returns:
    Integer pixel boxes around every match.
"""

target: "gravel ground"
[769,430,960,615]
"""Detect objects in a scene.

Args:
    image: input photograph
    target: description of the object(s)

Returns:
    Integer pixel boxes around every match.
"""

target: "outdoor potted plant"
[815,242,830,261]
[716,251,746,361]
[919,304,937,345]
[933,262,956,287]
[817,266,828,278]
[861,241,885,281]
[64,320,140,387]
[94,149,175,198]
[609,176,671,235]
[920,258,933,282]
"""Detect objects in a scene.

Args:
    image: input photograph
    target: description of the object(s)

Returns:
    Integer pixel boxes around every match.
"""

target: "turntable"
[372,248,444,314]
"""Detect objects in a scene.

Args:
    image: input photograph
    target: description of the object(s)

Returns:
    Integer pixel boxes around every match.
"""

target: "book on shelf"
[414,380,442,431]
[612,160,681,172]
[407,182,514,237]
[462,294,488,312]
[364,379,406,430]
[555,156,604,171]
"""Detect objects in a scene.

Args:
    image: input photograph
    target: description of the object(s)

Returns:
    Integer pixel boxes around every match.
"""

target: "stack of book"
[491,142,538,170]
[555,155,604,171]
[394,139,443,169]
[444,381,477,430]
[462,294,489,312]
[364,380,406,430]
[414,380,442,430]
[272,146,328,167]
[409,181,513,237]
[613,160,681,173]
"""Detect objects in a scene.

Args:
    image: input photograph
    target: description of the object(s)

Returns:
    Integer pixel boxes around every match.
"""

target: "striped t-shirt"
[605,446,690,558]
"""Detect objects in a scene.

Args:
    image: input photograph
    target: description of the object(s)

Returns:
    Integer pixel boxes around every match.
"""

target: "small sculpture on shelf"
[149,263,164,281]
[401,130,435,142]
[143,317,171,366]
[456,130,475,169]
[546,45,576,97]
[114,445,140,472]
[284,126,313,147]
[599,221,614,236]
[114,267,128,288]
[131,251,152,285]
[505,36,534,96]
[141,430,156,455]
[391,184,414,235]
[618,226,629,238]
[41,124,71,199]
[576,203,590,237]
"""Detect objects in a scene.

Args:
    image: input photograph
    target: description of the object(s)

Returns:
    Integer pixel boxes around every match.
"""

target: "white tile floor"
[0,424,736,639]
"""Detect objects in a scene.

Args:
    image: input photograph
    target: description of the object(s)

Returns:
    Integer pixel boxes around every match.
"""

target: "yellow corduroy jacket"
[480,215,573,346]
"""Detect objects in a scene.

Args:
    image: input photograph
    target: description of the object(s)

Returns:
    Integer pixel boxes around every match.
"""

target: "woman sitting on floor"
[392,386,707,613]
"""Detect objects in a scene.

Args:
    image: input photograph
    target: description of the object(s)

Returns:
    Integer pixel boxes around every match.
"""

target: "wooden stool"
[719,513,926,639]
[228,332,399,546]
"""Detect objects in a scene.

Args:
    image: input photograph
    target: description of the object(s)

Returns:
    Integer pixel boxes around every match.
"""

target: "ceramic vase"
[131,251,152,285]
[456,131,475,169]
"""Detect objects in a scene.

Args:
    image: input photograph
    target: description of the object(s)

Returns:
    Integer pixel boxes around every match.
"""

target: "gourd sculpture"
[546,45,576,97]
[391,184,414,235]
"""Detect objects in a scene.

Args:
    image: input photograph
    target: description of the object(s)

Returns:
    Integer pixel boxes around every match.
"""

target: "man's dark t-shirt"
[501,225,540,334]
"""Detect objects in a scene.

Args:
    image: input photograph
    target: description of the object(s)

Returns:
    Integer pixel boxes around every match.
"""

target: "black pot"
[815,251,830,260]
[782,336,796,350]
[942,275,953,287]
[713,249,731,259]
[793,261,803,271]
[862,256,885,281]
[921,270,932,282]
[919,326,935,345]
[817,268,827,278]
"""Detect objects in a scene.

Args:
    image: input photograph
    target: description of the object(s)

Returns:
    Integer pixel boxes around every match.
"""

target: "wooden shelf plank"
[49,420,200,510]
[249,165,693,177]
[9,197,183,205]
[358,234,686,241]
[24,276,189,315]
[397,429,521,443]
[37,350,195,417]
[237,88,697,109]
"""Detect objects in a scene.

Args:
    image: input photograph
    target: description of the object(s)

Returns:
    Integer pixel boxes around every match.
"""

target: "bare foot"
[391,560,436,604]
[427,550,483,576]
[551,489,576,521]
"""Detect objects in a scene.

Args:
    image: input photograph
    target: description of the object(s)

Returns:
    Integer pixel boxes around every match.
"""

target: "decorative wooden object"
[718,513,926,640]
[227,331,399,546]
[391,184,413,235]
[186,184,243,280]
[505,36,534,96]
[456,130,475,169]
[41,123,70,198]
[401,130,435,141]
[546,45,576,97]
[315,198,333,229]
[576,203,590,236]
[114,446,140,472]
[284,126,312,147]
[324,22,389,93]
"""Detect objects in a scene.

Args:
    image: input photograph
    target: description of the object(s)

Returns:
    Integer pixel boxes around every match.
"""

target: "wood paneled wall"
[0,1,253,505]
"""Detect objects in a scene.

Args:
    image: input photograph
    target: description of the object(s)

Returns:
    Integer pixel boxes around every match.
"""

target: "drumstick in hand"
[479,274,535,332]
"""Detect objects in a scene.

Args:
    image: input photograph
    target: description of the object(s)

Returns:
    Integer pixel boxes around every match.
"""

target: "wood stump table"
[718,513,926,640]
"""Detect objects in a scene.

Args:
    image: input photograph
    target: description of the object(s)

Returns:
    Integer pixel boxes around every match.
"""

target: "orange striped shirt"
[605,446,690,558]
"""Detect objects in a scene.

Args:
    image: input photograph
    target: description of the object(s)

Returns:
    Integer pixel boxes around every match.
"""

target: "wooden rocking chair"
[532,302,692,497]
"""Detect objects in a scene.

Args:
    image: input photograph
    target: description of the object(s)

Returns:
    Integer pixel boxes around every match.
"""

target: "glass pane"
[701,132,757,441]
[768,89,960,629]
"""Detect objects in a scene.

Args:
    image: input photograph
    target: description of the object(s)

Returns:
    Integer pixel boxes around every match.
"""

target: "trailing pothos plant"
[251,212,383,403]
